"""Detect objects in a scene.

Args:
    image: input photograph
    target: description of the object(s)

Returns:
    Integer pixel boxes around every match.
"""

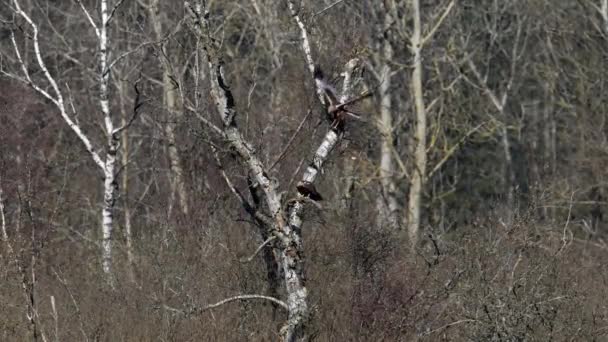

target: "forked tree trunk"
[11,0,125,281]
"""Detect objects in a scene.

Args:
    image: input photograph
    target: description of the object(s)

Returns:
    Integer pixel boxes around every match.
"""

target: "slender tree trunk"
[99,0,117,281]
[501,123,515,214]
[150,0,189,216]
[0,175,7,241]
[601,0,608,34]
[377,63,399,230]
[407,0,427,246]
[10,0,121,280]
[118,82,136,283]
[375,6,399,231]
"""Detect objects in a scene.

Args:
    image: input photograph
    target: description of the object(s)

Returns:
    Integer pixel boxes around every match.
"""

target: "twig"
[198,294,288,312]
[428,121,487,178]
[313,0,347,18]
[210,145,274,228]
[185,105,224,136]
[421,0,455,46]
[75,0,100,38]
[107,0,126,24]
[163,294,289,314]
[52,268,89,342]
[286,0,326,106]
[240,236,277,263]
[113,77,144,136]
[420,319,479,336]
[269,109,312,170]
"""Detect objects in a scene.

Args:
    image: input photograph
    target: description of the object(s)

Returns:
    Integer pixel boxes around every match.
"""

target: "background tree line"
[1,0,608,340]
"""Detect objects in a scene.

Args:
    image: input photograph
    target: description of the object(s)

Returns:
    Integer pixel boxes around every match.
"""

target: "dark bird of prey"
[313,65,372,130]
[296,181,323,201]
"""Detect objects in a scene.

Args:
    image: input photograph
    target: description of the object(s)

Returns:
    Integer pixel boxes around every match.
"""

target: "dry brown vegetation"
[2,0,608,340]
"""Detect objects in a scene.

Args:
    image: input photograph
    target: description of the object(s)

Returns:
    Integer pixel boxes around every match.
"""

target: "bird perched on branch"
[313,65,372,130]
[296,181,323,201]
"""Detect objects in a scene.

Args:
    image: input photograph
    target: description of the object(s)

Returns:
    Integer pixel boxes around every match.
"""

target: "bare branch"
[210,145,275,229]
[11,0,105,170]
[75,0,100,38]
[286,0,327,107]
[428,121,487,178]
[290,58,361,226]
[164,294,289,314]
[105,23,185,74]
[463,52,504,112]
[199,294,288,312]
[421,0,455,46]
[185,105,224,136]
[313,0,347,18]
[240,236,277,263]
[269,109,313,170]
[112,79,144,136]
[107,0,126,24]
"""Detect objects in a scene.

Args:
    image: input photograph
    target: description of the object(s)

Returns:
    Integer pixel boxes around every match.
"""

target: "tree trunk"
[407,0,427,246]
[375,7,399,231]
[100,0,116,281]
[0,176,7,241]
[501,123,515,212]
[150,0,189,216]
[118,81,136,283]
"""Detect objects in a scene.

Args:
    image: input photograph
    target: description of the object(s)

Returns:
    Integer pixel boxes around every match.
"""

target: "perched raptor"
[296,181,323,201]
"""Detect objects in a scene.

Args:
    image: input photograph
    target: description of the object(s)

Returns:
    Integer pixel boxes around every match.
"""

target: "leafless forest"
[1,0,608,340]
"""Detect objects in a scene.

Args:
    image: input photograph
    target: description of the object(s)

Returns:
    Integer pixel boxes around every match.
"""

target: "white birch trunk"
[188,4,305,340]
[284,58,361,342]
[188,3,362,340]
[10,0,121,280]
[376,34,399,231]
[99,0,118,280]
[407,0,427,246]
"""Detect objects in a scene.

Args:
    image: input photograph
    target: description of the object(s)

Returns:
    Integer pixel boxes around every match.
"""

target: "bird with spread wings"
[313,66,372,130]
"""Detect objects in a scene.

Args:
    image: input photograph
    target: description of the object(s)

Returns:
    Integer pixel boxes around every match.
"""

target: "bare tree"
[4,0,138,281]
[404,0,455,245]
[148,0,190,217]
[180,1,366,339]
[366,1,400,230]
[455,3,529,221]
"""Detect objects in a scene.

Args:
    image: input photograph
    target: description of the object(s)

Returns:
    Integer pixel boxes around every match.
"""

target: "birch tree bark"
[406,0,428,245]
[7,0,134,282]
[98,0,119,280]
[186,3,306,340]
[185,1,363,339]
